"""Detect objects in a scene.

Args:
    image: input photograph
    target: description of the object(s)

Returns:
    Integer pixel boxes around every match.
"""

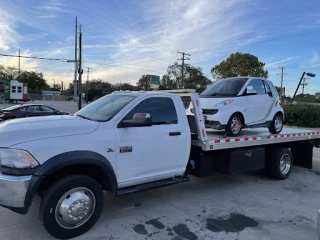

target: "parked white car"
[186,77,284,136]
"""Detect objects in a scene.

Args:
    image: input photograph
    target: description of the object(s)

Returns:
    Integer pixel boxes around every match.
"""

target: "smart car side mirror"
[246,89,257,95]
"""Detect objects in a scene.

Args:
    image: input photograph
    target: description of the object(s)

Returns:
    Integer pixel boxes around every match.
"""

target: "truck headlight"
[0,149,39,170]
[215,99,234,107]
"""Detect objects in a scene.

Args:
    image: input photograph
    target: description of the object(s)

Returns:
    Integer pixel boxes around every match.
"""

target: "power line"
[113,0,255,44]
[0,53,69,61]
[85,0,188,28]
[11,0,173,63]
[72,2,174,57]
[182,23,320,53]
[187,30,320,57]
[82,60,163,73]
[11,0,73,27]
[84,0,142,27]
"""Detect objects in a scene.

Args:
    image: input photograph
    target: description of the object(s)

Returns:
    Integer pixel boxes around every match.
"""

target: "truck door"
[115,96,187,187]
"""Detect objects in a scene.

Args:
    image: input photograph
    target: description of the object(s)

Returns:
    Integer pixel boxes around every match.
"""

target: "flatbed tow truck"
[0,90,319,239]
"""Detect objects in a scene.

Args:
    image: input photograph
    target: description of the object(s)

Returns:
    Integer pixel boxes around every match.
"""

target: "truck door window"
[124,97,178,125]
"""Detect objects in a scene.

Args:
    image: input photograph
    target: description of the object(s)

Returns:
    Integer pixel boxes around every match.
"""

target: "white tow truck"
[0,90,319,239]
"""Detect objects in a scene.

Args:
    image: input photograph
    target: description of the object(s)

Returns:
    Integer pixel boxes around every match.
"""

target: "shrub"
[283,104,320,128]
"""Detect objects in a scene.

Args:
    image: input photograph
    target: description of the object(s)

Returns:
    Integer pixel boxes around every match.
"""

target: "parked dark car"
[0,104,70,120]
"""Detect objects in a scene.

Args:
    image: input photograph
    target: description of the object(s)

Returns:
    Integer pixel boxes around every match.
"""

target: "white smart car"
[186,77,284,136]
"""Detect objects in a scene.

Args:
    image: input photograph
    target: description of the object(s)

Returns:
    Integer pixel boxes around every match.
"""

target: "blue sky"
[0,0,319,95]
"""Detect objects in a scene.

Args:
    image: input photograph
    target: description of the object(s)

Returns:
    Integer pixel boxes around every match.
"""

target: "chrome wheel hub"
[274,116,283,132]
[231,116,241,134]
[55,187,96,229]
[280,154,291,175]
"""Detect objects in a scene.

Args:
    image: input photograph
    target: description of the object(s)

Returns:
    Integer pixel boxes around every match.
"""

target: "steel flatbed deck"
[192,127,320,151]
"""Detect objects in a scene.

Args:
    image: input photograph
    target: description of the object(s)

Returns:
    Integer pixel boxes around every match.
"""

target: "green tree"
[137,75,151,90]
[17,70,49,93]
[160,74,177,90]
[185,66,212,93]
[0,65,19,80]
[211,52,268,79]
[161,62,212,93]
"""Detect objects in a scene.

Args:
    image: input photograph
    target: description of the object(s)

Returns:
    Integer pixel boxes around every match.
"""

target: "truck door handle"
[169,132,181,136]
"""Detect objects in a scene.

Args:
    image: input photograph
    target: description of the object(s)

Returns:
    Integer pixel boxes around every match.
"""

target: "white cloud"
[0,0,273,86]
[311,52,318,63]
[265,57,299,68]
[39,0,70,13]
[0,9,17,51]
[37,14,56,19]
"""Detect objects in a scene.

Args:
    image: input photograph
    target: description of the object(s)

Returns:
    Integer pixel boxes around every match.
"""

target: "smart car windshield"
[74,94,136,122]
[200,78,248,97]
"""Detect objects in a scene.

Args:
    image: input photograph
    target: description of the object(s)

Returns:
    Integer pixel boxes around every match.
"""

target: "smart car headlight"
[215,99,234,107]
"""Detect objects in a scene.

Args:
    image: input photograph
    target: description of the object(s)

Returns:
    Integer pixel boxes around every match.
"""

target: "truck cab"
[0,91,192,239]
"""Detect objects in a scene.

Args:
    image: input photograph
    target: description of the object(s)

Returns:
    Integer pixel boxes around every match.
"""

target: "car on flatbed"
[0,104,69,120]
[186,77,284,136]
[0,90,319,239]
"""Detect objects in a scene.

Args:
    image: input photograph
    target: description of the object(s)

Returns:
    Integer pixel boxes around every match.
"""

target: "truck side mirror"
[118,113,152,128]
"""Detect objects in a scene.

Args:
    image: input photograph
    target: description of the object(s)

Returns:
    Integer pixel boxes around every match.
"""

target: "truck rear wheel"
[267,148,292,180]
[40,175,104,239]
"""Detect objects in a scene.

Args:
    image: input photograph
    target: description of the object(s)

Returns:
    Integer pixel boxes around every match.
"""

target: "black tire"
[266,148,292,180]
[40,175,104,239]
[225,113,243,136]
[268,113,283,134]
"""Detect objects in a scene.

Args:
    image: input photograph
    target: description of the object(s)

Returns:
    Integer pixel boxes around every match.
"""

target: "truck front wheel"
[40,175,104,239]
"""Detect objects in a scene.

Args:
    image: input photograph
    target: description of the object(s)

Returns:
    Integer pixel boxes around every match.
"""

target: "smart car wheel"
[269,113,283,134]
[226,113,243,136]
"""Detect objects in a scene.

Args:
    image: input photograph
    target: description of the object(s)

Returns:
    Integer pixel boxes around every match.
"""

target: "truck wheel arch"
[24,151,117,211]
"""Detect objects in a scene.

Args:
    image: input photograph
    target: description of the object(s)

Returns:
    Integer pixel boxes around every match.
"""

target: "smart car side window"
[263,80,273,96]
[246,79,266,95]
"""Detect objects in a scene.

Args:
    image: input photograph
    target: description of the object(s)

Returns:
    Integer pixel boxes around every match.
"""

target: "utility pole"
[73,17,78,102]
[302,77,309,94]
[86,67,92,104]
[177,51,191,88]
[279,67,284,102]
[78,24,83,110]
[18,49,21,76]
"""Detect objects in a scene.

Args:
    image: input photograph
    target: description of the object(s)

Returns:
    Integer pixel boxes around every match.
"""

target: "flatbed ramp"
[192,127,320,150]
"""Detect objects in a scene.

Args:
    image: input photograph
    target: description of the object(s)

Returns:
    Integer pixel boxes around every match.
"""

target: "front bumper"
[205,120,226,130]
[0,172,31,208]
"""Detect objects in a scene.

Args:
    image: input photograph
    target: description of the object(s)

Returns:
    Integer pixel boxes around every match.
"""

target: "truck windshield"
[200,78,248,97]
[74,94,136,122]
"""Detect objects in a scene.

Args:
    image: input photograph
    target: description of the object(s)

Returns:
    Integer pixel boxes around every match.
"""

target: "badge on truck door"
[120,146,132,153]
